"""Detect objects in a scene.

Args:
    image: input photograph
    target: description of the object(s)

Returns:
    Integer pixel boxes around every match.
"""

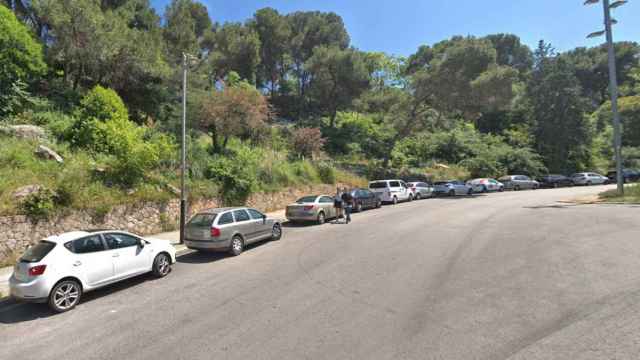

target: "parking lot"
[2,184,640,360]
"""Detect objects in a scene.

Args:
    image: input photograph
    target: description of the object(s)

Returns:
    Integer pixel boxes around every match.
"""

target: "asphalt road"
[2,185,640,360]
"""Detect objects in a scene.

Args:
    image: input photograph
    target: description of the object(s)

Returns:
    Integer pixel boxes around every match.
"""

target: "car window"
[389,181,400,187]
[320,196,334,203]
[296,196,318,203]
[188,213,217,227]
[20,241,56,262]
[247,209,264,220]
[104,233,139,249]
[69,235,106,254]
[369,181,388,189]
[217,212,234,225]
[233,210,251,222]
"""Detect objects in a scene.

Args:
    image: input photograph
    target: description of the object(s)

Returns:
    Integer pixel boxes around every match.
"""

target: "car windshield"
[296,196,318,203]
[188,213,217,227]
[369,182,387,189]
[20,241,56,262]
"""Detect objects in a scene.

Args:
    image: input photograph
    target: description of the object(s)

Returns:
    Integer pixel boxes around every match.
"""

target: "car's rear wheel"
[415,193,421,200]
[448,189,455,197]
[152,253,171,278]
[408,194,413,202]
[553,183,559,188]
[317,212,326,225]
[376,200,382,208]
[271,224,282,240]
[482,185,488,193]
[586,181,592,186]
[229,235,244,256]
[514,185,520,191]
[467,188,473,195]
[49,279,82,313]
[392,196,398,205]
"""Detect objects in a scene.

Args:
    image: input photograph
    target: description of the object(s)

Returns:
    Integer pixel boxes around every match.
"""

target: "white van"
[368,179,413,204]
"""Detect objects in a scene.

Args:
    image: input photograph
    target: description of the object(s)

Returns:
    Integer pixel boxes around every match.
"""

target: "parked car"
[606,169,640,184]
[537,174,574,188]
[286,195,337,224]
[369,179,413,204]
[433,180,473,196]
[407,182,434,199]
[185,207,282,255]
[499,175,539,191]
[9,230,176,313]
[349,188,382,212]
[571,172,608,186]
[466,178,504,193]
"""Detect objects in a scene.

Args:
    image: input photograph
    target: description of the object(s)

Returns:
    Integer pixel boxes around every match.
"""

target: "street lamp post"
[179,53,188,245]
[585,0,627,195]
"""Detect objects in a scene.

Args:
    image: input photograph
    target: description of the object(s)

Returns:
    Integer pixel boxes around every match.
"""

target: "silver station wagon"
[184,207,282,256]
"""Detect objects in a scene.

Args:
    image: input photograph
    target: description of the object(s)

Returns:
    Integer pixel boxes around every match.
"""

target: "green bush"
[20,188,56,220]
[206,146,260,205]
[70,85,129,148]
[316,162,336,184]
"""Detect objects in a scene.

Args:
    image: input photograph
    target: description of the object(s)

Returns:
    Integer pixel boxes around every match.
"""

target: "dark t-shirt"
[341,192,353,206]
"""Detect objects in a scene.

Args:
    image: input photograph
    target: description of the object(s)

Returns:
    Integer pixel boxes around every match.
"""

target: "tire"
[48,279,82,313]
[482,185,488,193]
[152,253,171,278]
[586,181,592,186]
[317,212,326,225]
[356,203,363,213]
[229,235,244,256]
[448,189,455,197]
[415,193,422,200]
[499,187,504,192]
[408,194,413,202]
[553,183,559,188]
[514,185,520,191]
[467,188,473,195]
[376,200,382,208]
[271,223,282,241]
[392,196,398,205]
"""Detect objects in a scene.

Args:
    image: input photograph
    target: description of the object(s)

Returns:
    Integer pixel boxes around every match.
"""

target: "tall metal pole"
[602,0,624,195]
[180,53,188,244]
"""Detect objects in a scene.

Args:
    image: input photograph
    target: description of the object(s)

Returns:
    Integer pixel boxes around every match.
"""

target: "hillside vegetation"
[1,1,640,218]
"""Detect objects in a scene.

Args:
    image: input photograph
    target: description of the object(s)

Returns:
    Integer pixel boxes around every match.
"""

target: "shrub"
[20,188,55,220]
[316,162,336,184]
[206,146,260,205]
[290,127,325,159]
[70,85,129,148]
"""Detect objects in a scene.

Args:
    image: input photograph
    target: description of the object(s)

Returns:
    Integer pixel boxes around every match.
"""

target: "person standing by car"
[334,187,343,222]
[341,187,354,224]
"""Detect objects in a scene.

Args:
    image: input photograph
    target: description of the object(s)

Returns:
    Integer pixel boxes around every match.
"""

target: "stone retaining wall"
[0,183,341,264]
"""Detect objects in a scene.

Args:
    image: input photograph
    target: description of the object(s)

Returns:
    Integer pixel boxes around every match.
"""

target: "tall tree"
[306,46,371,126]
[250,7,291,98]
[527,41,592,173]
[207,22,261,84]
[163,0,211,63]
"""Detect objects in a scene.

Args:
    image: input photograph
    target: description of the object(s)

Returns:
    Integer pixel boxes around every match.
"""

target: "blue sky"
[151,0,639,56]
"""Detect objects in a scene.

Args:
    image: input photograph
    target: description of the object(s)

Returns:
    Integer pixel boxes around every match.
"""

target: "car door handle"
[112,253,120,258]
[73,261,82,266]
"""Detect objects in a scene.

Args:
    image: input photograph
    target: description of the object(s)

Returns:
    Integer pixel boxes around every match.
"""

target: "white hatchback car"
[9,230,176,313]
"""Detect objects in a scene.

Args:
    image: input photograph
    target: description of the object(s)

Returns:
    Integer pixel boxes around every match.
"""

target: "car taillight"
[210,227,221,237]
[28,265,47,276]
[303,205,315,211]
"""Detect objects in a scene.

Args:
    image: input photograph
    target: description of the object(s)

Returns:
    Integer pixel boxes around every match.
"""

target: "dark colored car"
[537,174,574,188]
[606,169,640,183]
[349,188,382,212]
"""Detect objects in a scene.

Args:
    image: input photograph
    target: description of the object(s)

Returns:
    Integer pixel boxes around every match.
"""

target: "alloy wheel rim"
[273,225,281,238]
[158,255,169,275]
[54,283,79,310]
[233,238,242,252]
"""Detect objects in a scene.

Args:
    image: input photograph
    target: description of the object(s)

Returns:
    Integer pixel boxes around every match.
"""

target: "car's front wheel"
[229,235,244,256]
[271,224,282,240]
[392,196,398,205]
[49,279,82,313]
[152,253,171,278]
[448,189,455,197]
[317,212,326,225]
[356,203,363,212]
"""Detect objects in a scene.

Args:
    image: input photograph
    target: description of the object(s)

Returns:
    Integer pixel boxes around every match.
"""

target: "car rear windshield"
[20,241,56,263]
[188,213,217,227]
[434,181,449,185]
[296,196,318,203]
[369,182,388,189]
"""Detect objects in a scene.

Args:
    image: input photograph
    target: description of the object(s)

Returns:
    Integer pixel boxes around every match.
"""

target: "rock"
[165,184,181,196]
[35,145,64,163]
[12,185,43,201]
[0,125,46,140]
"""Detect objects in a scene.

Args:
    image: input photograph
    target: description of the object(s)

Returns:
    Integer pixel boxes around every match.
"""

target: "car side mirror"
[262,214,267,223]
[138,239,145,248]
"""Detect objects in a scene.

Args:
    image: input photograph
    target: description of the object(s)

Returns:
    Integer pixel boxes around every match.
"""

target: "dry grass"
[599,184,640,203]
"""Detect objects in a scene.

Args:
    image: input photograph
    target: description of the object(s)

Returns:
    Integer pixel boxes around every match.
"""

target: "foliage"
[593,96,640,147]
[199,81,270,153]
[290,127,326,158]
[20,188,56,220]
[316,162,336,184]
[206,146,260,205]
[0,4,47,116]
[600,184,640,203]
